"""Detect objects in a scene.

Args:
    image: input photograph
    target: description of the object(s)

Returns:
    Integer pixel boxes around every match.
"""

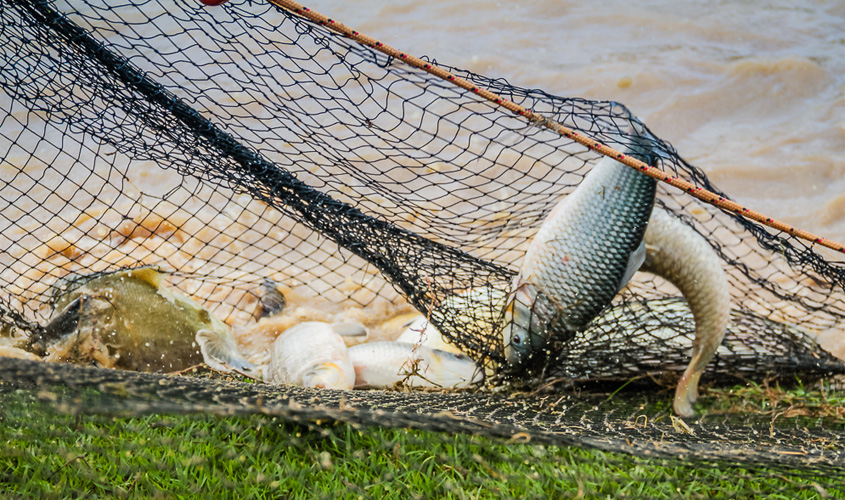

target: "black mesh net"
[1,0,843,497]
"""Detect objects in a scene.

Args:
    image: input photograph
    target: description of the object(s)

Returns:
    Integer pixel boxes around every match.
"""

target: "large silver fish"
[348,341,483,389]
[641,207,731,417]
[396,315,466,355]
[502,135,658,367]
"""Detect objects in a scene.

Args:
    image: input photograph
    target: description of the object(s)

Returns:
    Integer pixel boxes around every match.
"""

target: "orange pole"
[264,0,845,254]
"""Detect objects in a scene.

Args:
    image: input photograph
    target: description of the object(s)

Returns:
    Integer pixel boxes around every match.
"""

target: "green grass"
[0,383,841,499]
[705,378,845,422]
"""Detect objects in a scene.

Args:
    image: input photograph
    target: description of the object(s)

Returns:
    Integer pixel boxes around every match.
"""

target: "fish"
[640,207,731,417]
[29,267,229,372]
[396,315,466,355]
[255,278,286,319]
[502,132,658,368]
[196,326,258,375]
[265,321,364,390]
[502,199,731,416]
[347,341,483,389]
[396,287,508,355]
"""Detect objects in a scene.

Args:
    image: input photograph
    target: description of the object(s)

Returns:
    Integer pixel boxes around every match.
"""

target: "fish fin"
[196,328,257,374]
[126,266,165,289]
[642,243,660,267]
[619,240,646,291]
[331,322,368,338]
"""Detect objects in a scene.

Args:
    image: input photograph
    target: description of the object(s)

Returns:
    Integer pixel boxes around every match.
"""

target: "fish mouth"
[501,282,560,368]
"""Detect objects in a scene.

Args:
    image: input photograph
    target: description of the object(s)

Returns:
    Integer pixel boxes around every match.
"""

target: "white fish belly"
[267,322,354,390]
[348,341,481,389]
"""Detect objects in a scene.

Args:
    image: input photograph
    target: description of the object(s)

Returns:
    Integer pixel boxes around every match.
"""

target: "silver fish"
[641,207,731,417]
[266,321,363,390]
[348,341,483,389]
[502,134,657,367]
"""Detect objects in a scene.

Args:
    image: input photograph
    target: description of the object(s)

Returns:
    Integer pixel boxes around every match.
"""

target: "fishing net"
[1,0,843,497]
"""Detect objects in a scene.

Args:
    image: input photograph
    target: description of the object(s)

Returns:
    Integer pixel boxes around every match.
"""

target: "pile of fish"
[196,276,484,390]
[0,266,484,391]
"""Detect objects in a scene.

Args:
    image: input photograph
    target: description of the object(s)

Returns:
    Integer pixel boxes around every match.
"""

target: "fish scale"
[525,154,655,330]
[504,135,657,366]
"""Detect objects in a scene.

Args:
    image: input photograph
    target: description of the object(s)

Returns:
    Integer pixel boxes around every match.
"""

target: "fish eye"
[512,334,522,345]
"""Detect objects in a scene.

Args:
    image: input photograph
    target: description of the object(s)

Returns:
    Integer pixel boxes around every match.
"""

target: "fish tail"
[642,207,731,417]
[196,328,257,374]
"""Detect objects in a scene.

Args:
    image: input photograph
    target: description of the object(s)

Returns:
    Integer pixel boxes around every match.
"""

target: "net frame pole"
[261,0,845,255]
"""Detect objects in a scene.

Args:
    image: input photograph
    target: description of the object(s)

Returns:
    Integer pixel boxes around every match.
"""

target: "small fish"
[502,132,658,367]
[640,207,730,417]
[347,341,483,389]
[266,321,364,390]
[255,278,286,319]
[31,267,229,372]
